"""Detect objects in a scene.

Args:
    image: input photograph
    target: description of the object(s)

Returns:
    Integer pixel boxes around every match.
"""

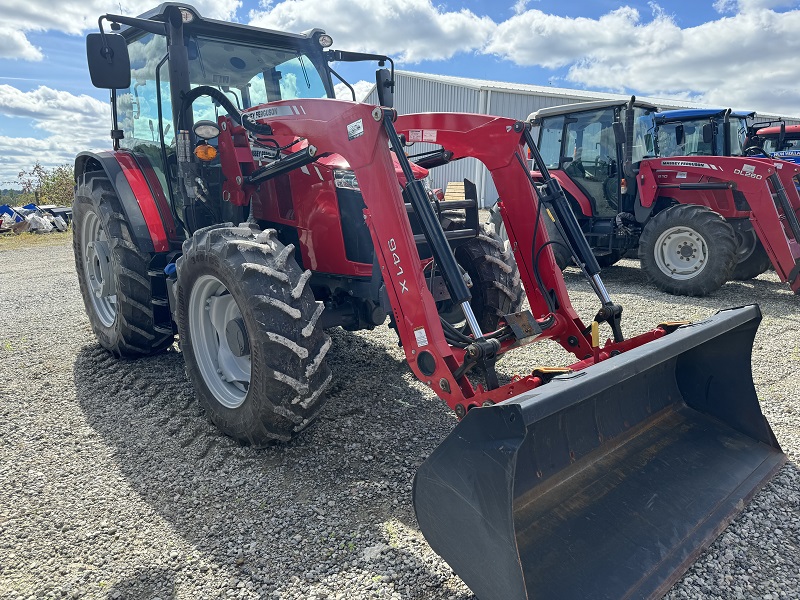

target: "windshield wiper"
[298,55,311,89]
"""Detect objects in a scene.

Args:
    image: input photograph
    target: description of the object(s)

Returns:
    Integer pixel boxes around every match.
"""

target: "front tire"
[639,204,736,296]
[73,173,173,357]
[452,226,524,332]
[176,223,331,446]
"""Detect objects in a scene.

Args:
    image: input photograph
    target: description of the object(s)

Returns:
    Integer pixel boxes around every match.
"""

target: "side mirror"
[86,33,131,89]
[675,124,685,146]
[702,123,714,144]
[612,122,625,146]
[376,68,394,108]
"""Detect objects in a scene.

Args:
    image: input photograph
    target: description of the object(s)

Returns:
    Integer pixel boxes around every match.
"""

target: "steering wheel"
[744,146,766,156]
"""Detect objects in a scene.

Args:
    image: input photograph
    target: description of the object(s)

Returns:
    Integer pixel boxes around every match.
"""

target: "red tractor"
[75,5,784,599]
[492,98,800,296]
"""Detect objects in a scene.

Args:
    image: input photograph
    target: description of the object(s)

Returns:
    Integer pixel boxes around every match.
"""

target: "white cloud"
[485,4,800,116]
[715,0,797,12]
[334,80,374,102]
[0,1,241,60]
[248,0,495,62]
[0,85,111,184]
[0,27,43,61]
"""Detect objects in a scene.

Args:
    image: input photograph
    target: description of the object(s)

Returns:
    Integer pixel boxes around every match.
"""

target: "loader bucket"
[413,305,785,600]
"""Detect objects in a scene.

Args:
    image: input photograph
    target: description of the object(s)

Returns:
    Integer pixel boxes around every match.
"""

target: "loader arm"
[242,101,671,413]
[639,157,800,293]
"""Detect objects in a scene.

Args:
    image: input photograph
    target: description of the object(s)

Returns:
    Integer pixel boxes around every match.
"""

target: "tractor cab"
[526,99,656,265]
[530,99,657,219]
[655,108,754,158]
[84,3,398,236]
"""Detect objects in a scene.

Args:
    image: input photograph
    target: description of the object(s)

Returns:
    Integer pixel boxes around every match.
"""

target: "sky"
[0,0,799,187]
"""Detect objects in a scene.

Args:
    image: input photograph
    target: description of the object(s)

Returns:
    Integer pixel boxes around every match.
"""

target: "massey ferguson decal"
[249,105,296,120]
[660,160,721,170]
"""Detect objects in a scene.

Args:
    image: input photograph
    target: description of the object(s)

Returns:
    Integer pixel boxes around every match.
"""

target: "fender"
[532,169,593,217]
[75,150,175,253]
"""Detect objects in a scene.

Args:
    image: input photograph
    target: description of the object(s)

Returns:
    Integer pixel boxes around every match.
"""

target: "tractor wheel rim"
[653,226,709,280]
[189,274,251,409]
[81,211,117,327]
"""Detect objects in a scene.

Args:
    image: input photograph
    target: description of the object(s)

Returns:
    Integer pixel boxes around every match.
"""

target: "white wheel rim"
[653,226,709,280]
[188,274,251,409]
[81,211,117,327]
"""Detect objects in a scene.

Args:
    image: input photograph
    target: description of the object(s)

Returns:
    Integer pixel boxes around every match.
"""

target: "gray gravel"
[1,238,798,600]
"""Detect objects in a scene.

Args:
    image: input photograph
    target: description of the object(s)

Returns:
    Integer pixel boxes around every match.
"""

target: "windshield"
[117,33,331,149]
[723,117,748,156]
[188,36,330,107]
[657,116,748,157]
[657,118,713,157]
[763,136,800,154]
[631,107,656,163]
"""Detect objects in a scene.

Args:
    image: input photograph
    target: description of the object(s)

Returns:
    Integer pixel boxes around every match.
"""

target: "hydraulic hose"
[179,85,274,136]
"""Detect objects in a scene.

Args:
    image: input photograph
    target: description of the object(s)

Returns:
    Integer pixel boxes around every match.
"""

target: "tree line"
[1,162,74,207]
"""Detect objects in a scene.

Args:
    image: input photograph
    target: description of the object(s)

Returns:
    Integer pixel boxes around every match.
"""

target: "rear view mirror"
[86,33,131,89]
[612,122,625,146]
[702,123,714,144]
[376,68,394,108]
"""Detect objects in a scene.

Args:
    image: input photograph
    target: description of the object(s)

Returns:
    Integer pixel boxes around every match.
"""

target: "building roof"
[391,70,792,121]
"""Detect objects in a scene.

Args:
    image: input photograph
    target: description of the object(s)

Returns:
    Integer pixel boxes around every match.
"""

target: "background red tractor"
[490,98,800,296]
[75,5,784,599]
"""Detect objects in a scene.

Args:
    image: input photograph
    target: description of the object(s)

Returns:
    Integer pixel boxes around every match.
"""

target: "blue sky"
[1,0,799,185]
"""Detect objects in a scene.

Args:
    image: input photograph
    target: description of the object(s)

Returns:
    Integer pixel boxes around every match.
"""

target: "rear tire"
[73,173,173,357]
[731,224,772,280]
[639,204,736,296]
[487,203,571,270]
[453,225,524,332]
[176,223,331,446]
[732,242,771,280]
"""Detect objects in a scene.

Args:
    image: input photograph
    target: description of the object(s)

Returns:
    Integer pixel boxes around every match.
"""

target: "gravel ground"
[1,238,798,600]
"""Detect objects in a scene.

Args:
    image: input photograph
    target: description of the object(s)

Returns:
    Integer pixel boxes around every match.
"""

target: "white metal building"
[364,70,799,206]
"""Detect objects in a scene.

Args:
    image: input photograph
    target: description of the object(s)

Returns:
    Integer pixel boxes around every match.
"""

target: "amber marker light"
[194,142,218,161]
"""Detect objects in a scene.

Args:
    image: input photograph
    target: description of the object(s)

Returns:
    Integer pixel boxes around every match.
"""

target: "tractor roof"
[756,124,800,136]
[124,3,326,45]
[655,108,755,122]
[528,98,658,123]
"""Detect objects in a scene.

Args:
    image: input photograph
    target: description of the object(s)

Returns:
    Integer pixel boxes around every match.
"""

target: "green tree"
[41,165,75,206]
[16,162,74,206]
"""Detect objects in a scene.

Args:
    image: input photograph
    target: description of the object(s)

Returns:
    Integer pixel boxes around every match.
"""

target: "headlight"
[193,120,220,140]
[334,170,360,191]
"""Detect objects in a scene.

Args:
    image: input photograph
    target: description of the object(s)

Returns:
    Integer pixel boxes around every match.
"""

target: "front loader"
[75,5,784,599]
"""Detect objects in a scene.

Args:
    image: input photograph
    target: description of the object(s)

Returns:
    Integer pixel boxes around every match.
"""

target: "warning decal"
[414,327,429,348]
[347,119,364,141]
[422,130,437,142]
